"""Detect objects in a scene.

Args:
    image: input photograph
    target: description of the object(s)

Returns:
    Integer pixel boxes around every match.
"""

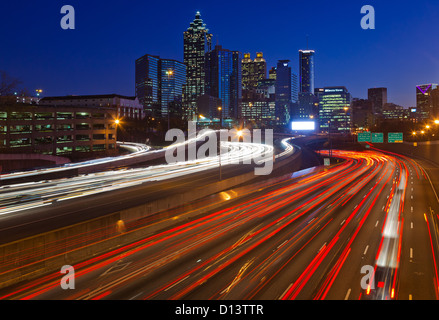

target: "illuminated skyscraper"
[275,60,298,125]
[299,49,315,94]
[160,59,186,117]
[241,52,267,90]
[416,83,438,121]
[183,11,212,120]
[135,54,160,116]
[205,45,242,120]
[136,54,186,117]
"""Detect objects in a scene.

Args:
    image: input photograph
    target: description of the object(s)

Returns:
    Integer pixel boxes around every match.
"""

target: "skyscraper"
[136,54,186,118]
[135,54,160,116]
[275,60,294,125]
[318,86,352,133]
[299,50,315,94]
[183,11,213,120]
[416,83,438,121]
[241,52,267,90]
[160,59,186,117]
[368,87,387,115]
[205,45,242,120]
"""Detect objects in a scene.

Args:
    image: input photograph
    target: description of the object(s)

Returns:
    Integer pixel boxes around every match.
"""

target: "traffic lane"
[320,156,401,300]
[398,157,439,300]
[0,162,259,244]
[271,156,393,300]
[167,157,383,299]
[4,159,348,300]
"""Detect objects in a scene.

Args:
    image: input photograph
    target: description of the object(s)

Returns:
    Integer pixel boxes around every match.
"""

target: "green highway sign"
[358,132,371,142]
[371,133,384,143]
[388,132,403,143]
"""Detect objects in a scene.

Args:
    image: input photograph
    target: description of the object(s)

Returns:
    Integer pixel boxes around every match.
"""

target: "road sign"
[371,133,384,143]
[388,132,403,143]
[358,132,371,142]
[324,158,331,166]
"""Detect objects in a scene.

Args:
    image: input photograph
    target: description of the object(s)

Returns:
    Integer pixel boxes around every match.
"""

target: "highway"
[0,138,282,244]
[1,148,438,300]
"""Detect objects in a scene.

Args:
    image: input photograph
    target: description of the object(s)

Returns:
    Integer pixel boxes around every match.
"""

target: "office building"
[368,87,388,115]
[160,59,187,117]
[0,104,117,157]
[416,83,438,120]
[240,84,276,126]
[136,55,186,118]
[205,45,242,120]
[241,52,267,91]
[382,103,407,120]
[431,87,439,119]
[40,94,144,120]
[183,11,213,120]
[299,50,315,94]
[351,98,373,131]
[135,54,160,116]
[318,87,352,133]
[275,60,298,125]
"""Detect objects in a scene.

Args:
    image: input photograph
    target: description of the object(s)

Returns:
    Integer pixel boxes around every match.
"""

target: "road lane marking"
[363,245,369,255]
[279,283,294,300]
[344,288,351,300]
[164,275,190,292]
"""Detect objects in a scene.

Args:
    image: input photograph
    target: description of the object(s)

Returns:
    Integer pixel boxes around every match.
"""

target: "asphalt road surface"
[1,148,438,300]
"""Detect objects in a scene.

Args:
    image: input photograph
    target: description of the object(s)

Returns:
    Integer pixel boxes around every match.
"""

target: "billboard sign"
[291,121,316,131]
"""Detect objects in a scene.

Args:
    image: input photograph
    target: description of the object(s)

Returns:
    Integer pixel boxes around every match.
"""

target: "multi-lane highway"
[1,148,438,300]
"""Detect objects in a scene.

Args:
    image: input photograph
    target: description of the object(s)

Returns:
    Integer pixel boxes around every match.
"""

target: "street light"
[218,106,223,129]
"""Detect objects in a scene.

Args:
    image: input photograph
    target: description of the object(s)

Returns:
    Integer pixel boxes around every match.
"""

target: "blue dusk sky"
[1,0,439,108]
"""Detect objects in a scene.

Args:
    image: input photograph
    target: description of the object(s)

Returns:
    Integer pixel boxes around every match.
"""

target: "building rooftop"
[40,94,137,101]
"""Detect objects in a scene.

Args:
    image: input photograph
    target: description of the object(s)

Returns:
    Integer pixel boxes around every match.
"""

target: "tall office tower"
[183,11,213,120]
[160,59,187,117]
[135,54,160,116]
[318,87,352,133]
[205,45,242,120]
[275,60,293,125]
[241,53,253,91]
[368,87,388,116]
[136,54,186,118]
[299,49,315,94]
[431,87,439,120]
[416,83,438,121]
[242,52,267,91]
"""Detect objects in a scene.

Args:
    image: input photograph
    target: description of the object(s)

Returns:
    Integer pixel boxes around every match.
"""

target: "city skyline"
[2,1,439,109]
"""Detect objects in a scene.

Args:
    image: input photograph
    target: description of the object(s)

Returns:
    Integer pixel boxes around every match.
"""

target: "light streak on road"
[0,140,276,216]
[1,149,437,301]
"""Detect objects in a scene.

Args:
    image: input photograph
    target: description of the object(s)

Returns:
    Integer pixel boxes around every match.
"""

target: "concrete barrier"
[0,147,302,290]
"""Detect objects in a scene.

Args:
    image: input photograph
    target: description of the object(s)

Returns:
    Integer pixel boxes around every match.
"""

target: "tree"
[0,71,21,96]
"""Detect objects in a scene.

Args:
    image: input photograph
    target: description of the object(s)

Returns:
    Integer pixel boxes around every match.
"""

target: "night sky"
[1,0,439,108]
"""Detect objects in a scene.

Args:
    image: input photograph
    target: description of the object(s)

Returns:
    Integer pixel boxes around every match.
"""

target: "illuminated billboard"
[291,121,316,131]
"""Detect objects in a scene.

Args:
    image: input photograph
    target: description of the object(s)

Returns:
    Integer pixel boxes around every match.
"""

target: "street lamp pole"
[218,106,223,181]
